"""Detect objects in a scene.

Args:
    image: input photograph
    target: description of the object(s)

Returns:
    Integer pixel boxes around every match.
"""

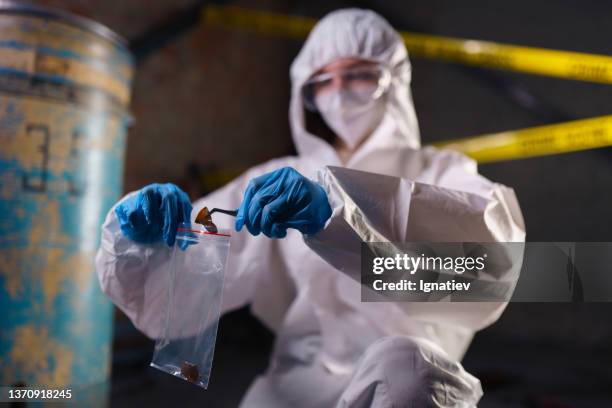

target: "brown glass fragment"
[195,206,218,233]
[180,361,199,383]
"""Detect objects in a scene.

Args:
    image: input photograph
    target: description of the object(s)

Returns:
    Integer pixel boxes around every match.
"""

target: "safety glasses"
[302,63,392,112]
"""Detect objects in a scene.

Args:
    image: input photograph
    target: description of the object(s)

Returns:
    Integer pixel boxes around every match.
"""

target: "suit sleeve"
[304,151,525,332]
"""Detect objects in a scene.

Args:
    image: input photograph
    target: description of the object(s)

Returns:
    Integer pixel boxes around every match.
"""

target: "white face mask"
[314,87,386,150]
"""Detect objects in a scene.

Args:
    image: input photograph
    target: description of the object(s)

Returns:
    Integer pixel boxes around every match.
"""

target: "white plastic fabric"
[96,8,525,407]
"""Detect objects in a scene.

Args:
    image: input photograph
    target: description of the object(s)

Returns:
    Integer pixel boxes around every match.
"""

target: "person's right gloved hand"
[115,183,192,247]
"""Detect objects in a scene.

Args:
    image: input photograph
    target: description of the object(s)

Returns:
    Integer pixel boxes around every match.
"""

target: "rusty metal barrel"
[0,1,133,403]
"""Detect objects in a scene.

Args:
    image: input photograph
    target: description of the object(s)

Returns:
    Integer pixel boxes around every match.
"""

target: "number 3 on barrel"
[21,123,49,193]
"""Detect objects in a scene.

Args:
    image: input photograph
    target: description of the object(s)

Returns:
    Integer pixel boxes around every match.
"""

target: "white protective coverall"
[96,8,525,407]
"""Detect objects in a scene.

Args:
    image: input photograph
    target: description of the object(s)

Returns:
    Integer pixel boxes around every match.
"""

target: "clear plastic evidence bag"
[150,222,231,388]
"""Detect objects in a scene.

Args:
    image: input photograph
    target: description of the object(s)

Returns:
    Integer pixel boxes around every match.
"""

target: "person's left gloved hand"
[236,167,332,238]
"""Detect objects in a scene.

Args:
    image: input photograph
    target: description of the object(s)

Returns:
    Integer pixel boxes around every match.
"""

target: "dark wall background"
[34,0,612,406]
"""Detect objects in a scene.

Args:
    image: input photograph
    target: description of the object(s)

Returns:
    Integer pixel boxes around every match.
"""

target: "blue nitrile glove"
[115,183,192,247]
[236,167,332,238]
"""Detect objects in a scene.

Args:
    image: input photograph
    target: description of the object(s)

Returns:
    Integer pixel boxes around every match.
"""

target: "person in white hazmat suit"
[96,8,525,407]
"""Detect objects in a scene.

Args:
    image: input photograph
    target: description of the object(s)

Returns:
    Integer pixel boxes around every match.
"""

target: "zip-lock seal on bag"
[150,222,231,388]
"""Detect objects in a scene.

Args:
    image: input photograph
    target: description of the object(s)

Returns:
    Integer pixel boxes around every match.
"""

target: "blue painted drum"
[0,3,133,404]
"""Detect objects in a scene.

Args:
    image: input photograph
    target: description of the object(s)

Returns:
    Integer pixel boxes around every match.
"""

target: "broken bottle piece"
[180,361,200,383]
[195,207,238,233]
[195,207,218,233]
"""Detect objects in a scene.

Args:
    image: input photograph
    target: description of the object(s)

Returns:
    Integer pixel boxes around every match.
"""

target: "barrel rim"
[0,0,130,51]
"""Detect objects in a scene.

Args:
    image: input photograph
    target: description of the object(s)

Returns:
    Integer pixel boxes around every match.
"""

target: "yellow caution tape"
[202,5,612,84]
[203,5,315,40]
[434,115,612,163]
